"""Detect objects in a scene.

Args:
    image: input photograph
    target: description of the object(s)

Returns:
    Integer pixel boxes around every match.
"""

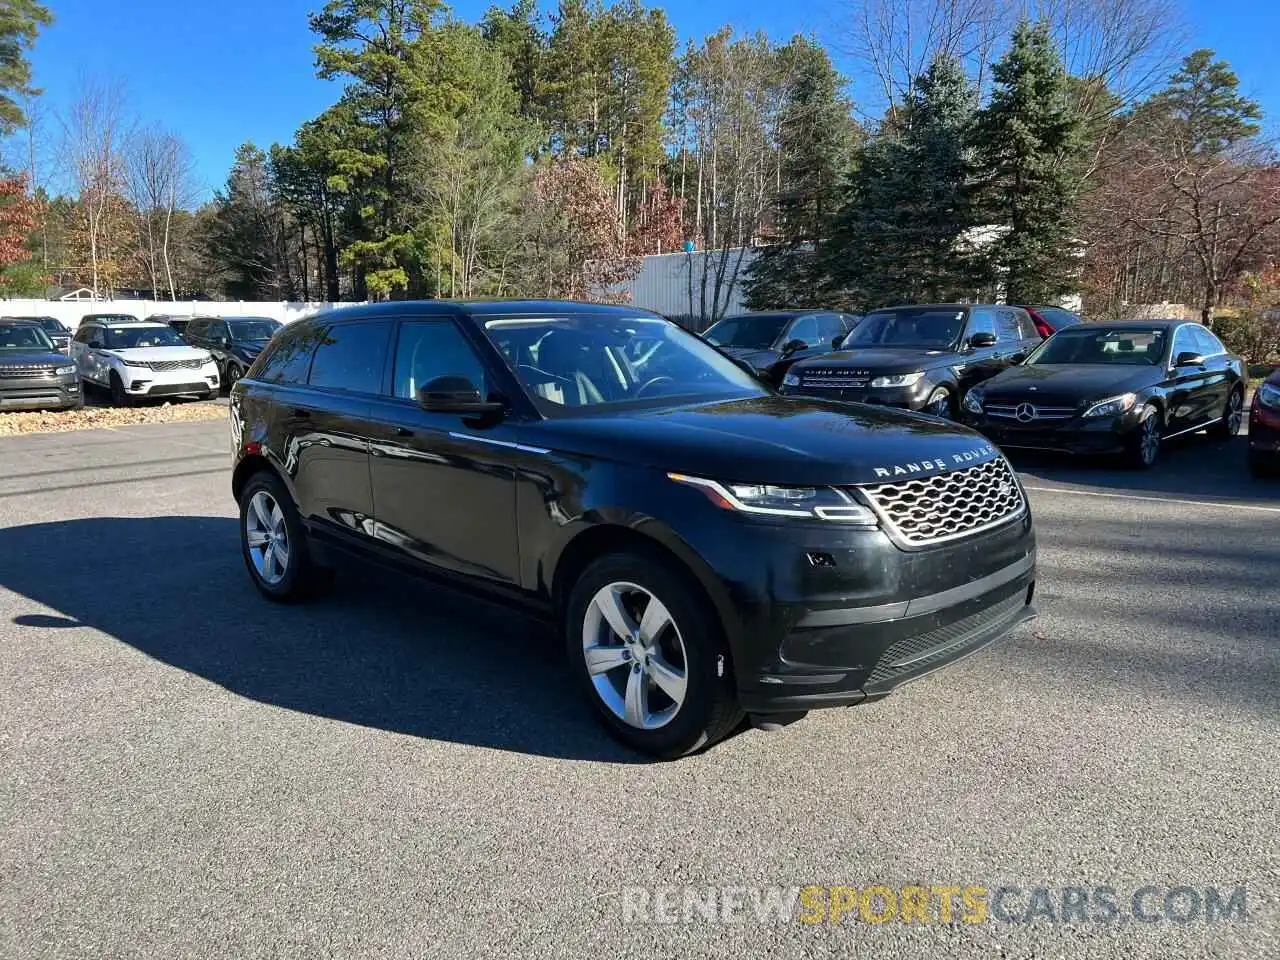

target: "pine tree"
[743,37,856,309]
[0,0,52,134]
[825,54,982,309]
[973,21,1084,305]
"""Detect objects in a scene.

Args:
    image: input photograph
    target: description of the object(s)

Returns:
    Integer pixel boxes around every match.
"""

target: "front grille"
[865,591,1026,687]
[858,456,1026,547]
[145,358,205,372]
[0,365,55,379]
[800,368,871,388]
[985,402,1077,422]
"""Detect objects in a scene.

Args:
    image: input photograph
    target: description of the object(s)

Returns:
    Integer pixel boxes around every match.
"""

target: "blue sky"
[20,0,1280,200]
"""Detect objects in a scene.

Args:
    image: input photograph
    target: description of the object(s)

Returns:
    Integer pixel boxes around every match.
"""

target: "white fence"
[0,300,344,330]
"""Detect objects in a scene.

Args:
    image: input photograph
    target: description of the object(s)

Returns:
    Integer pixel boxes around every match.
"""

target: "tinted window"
[702,314,791,349]
[308,321,390,394]
[1012,310,1039,340]
[1190,325,1224,356]
[207,320,229,340]
[0,323,53,351]
[995,310,1021,343]
[814,314,847,344]
[1171,325,1199,360]
[967,309,997,338]
[104,326,183,349]
[256,326,319,385]
[1028,327,1167,366]
[74,325,97,344]
[186,318,207,338]
[845,308,968,348]
[228,319,281,341]
[393,321,487,400]
[787,314,821,346]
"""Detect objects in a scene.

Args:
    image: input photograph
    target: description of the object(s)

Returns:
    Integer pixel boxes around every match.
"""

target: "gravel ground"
[0,395,227,436]
[0,421,1276,959]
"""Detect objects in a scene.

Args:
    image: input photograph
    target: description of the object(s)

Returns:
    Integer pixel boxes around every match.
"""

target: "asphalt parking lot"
[1,419,1276,959]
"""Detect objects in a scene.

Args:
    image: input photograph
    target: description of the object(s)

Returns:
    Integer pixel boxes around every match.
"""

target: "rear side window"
[256,326,319,385]
[74,325,97,344]
[187,318,207,338]
[995,310,1022,343]
[392,321,488,400]
[1011,309,1038,340]
[967,309,996,338]
[307,321,391,394]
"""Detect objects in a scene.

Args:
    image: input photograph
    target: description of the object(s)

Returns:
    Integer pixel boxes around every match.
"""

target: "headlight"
[120,358,151,368]
[1083,392,1137,419]
[782,372,800,387]
[55,365,76,376]
[1257,382,1280,409]
[668,473,877,525]
[962,391,983,414]
[870,372,924,388]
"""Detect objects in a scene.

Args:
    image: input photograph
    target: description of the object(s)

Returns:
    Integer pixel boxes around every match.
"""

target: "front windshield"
[229,318,281,340]
[104,326,185,349]
[0,323,54,351]
[842,308,966,348]
[34,318,65,333]
[1028,328,1167,366]
[484,314,766,410]
[702,314,791,350]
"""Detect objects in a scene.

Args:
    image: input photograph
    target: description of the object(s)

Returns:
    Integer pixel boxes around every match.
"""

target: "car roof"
[86,318,167,328]
[290,299,666,327]
[1056,320,1183,331]
[0,317,42,326]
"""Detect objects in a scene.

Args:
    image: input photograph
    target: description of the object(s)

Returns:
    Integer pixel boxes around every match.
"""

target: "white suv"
[71,317,220,405]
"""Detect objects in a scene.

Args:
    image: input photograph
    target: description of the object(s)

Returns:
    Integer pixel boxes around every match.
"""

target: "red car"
[1017,305,1083,339]
[1248,370,1280,476]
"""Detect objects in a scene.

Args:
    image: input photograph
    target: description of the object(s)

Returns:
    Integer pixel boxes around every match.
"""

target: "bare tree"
[126,126,196,299]
[61,78,130,298]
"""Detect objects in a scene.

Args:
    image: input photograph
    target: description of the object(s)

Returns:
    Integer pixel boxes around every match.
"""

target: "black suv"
[185,315,282,389]
[701,310,860,385]
[230,301,1036,758]
[779,304,1042,418]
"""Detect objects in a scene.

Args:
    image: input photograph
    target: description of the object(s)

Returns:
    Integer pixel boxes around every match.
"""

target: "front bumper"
[0,375,82,410]
[781,382,933,411]
[963,409,1140,454]
[118,365,219,397]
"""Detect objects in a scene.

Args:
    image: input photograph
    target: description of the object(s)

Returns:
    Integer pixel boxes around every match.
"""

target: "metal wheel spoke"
[251,494,273,531]
[638,596,672,646]
[583,643,630,676]
[261,545,277,580]
[270,541,288,572]
[270,504,286,537]
[245,530,269,548]
[647,655,687,704]
[623,666,648,728]
[594,585,637,640]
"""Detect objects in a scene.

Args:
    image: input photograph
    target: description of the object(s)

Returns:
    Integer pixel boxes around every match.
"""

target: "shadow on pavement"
[0,515,642,764]
[1009,434,1278,505]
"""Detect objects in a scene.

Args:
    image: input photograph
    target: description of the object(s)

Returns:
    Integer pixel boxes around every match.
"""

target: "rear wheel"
[565,551,743,759]
[1209,388,1244,440]
[239,470,331,602]
[924,387,954,419]
[1123,404,1161,469]
[108,371,132,407]
[225,361,245,393]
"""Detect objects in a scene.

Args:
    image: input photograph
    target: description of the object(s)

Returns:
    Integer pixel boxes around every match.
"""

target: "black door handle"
[394,427,413,438]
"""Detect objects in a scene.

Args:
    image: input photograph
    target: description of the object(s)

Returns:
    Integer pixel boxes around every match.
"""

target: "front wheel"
[109,371,133,407]
[225,361,245,393]
[1123,404,1161,469]
[1209,388,1244,440]
[565,551,743,759]
[923,387,954,419]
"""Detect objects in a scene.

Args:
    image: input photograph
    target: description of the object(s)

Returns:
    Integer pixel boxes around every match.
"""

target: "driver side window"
[1172,326,1199,360]
[967,309,997,338]
[392,320,487,401]
[786,315,820,347]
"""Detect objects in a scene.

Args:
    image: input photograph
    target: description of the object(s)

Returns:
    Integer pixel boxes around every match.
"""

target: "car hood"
[531,395,1001,486]
[792,346,959,375]
[232,338,270,356]
[105,346,211,362]
[979,364,1157,405]
[717,345,781,369]
[0,350,70,369]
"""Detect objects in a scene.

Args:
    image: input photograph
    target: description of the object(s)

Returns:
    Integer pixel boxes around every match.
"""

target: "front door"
[1166,324,1214,431]
[959,308,1003,392]
[365,317,521,586]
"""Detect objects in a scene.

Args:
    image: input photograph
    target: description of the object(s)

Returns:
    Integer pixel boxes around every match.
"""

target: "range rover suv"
[230,301,1037,758]
[71,318,220,405]
[779,304,1042,418]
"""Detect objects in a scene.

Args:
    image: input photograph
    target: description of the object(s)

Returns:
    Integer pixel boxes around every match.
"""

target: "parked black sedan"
[230,301,1036,758]
[1248,369,1280,476]
[701,310,858,385]
[0,319,82,410]
[779,304,1042,418]
[962,320,1245,468]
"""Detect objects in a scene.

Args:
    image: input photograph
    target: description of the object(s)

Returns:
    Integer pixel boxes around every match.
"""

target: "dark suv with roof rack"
[229,301,1036,758]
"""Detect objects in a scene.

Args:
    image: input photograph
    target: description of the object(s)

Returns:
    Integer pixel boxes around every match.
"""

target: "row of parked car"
[0,312,282,410]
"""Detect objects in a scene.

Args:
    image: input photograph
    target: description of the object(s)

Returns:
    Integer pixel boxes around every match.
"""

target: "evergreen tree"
[973,21,1084,304]
[743,37,856,309]
[480,0,546,123]
[825,54,982,309]
[0,0,52,134]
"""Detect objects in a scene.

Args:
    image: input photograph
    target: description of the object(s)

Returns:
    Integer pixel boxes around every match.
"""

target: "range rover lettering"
[778,304,1041,418]
[230,301,1036,758]
[962,321,1244,468]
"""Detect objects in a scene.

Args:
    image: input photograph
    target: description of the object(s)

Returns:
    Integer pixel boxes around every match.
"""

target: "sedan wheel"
[924,388,953,419]
[226,361,245,390]
[1125,406,1161,469]
[1211,389,1244,439]
[582,581,689,730]
[244,490,290,585]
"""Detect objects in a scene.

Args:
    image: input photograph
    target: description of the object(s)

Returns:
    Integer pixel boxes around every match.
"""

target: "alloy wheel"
[245,490,290,585]
[1226,391,1243,436]
[1140,415,1160,465]
[582,581,689,730]
[926,390,952,419]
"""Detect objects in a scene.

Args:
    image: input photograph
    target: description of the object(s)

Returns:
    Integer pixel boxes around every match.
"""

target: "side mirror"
[832,334,845,349]
[968,332,998,349]
[417,375,505,415]
[87,339,103,350]
[781,338,808,355]
[216,335,231,348]
[1174,351,1205,367]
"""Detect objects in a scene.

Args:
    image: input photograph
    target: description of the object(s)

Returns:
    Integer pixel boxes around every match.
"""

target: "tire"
[225,361,245,393]
[202,390,218,401]
[238,469,331,603]
[108,371,133,407]
[923,387,954,419]
[1209,388,1244,440]
[1123,404,1161,469]
[565,550,743,759]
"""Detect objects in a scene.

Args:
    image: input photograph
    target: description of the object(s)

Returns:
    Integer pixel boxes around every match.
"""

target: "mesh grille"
[801,369,869,388]
[858,456,1025,547]
[146,358,205,372]
[865,591,1026,687]
[0,364,56,379]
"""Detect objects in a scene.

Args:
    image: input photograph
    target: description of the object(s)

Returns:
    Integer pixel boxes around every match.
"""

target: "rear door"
[72,323,105,383]
[365,315,522,586]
